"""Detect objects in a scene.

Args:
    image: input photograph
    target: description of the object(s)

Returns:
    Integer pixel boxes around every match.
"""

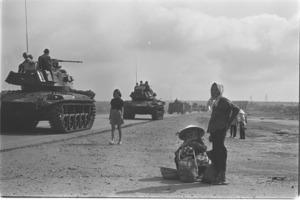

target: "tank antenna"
[135,57,138,84]
[25,0,29,52]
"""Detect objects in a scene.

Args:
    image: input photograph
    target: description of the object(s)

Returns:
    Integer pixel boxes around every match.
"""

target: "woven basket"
[160,167,179,180]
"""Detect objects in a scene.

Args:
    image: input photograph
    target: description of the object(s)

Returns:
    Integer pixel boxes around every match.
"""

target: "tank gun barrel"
[55,59,83,63]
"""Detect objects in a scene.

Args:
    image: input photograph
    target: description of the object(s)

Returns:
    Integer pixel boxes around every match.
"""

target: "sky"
[1,0,299,102]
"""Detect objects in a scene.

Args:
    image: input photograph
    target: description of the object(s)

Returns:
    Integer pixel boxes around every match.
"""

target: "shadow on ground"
[117,176,212,195]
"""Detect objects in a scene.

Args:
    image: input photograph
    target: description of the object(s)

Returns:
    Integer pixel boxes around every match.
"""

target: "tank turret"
[123,83,165,120]
[129,85,157,101]
[1,58,96,133]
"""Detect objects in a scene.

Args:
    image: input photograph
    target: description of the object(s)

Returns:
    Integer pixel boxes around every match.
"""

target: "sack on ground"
[177,157,198,183]
[201,164,218,184]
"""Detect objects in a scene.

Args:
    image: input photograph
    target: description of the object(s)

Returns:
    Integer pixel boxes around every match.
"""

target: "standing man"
[206,82,240,185]
[38,48,54,81]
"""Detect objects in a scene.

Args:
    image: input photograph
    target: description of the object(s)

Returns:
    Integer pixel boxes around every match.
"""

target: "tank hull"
[123,100,165,120]
[1,90,96,133]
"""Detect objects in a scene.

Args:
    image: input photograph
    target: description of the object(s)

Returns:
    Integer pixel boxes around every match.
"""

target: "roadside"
[0,112,298,198]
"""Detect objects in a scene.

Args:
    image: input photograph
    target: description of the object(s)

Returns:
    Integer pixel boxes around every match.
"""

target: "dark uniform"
[38,49,54,81]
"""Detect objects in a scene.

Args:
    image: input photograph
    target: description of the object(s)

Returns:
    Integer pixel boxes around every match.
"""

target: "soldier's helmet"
[22,52,28,59]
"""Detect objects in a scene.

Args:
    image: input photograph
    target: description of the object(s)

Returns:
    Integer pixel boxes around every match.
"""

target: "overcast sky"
[1,0,299,102]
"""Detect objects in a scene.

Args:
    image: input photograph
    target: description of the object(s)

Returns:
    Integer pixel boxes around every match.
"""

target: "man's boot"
[213,170,229,185]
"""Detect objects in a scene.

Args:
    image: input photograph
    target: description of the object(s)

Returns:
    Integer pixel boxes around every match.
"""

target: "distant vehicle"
[123,84,165,120]
[184,102,192,113]
[192,102,200,112]
[199,105,207,112]
[168,99,191,114]
[1,59,96,133]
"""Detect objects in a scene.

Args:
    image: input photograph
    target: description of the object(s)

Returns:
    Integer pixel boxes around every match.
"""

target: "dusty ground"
[0,112,298,198]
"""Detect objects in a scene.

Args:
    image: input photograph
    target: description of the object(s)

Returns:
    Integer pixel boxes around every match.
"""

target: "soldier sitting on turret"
[18,52,36,73]
[143,81,153,98]
[144,81,150,92]
[38,48,54,81]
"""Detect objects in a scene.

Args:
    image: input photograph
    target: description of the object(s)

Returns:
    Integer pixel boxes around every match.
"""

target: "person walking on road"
[206,82,240,185]
[238,109,247,139]
[109,89,124,145]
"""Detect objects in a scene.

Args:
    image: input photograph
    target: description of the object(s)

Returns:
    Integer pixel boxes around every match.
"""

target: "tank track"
[1,117,39,131]
[0,101,40,131]
[49,102,95,133]
[151,106,164,120]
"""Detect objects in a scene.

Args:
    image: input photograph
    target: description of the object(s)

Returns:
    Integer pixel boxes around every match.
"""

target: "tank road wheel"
[74,114,80,130]
[86,104,96,129]
[49,104,95,133]
[151,108,159,120]
[152,107,164,120]
[80,114,87,128]
[49,105,69,133]
[157,111,164,120]
[68,115,75,131]
[63,115,68,129]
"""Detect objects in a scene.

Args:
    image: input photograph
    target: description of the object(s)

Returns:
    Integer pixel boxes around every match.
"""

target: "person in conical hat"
[175,125,208,177]
[178,125,205,141]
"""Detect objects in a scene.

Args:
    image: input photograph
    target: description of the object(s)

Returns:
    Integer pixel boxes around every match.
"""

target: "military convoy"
[1,59,96,133]
[168,99,191,114]
[123,84,165,120]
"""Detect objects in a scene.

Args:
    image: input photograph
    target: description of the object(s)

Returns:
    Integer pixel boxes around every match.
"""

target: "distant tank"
[123,84,165,120]
[168,99,191,114]
[1,59,96,133]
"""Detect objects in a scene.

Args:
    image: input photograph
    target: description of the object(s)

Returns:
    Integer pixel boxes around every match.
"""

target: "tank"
[192,102,200,112]
[1,59,96,133]
[123,84,165,120]
[168,99,191,114]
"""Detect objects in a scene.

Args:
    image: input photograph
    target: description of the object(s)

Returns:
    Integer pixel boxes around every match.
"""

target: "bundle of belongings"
[174,125,211,183]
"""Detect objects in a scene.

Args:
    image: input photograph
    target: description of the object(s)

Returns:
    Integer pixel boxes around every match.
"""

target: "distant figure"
[38,48,54,81]
[144,81,150,92]
[229,117,238,138]
[18,52,35,73]
[206,82,240,185]
[139,80,144,86]
[109,89,124,145]
[238,109,247,139]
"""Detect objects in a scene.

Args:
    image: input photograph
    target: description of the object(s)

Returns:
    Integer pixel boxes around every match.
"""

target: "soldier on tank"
[18,52,35,73]
[38,48,54,81]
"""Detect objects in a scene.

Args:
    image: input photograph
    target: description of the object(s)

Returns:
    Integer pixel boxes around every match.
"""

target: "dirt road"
[0,112,298,198]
